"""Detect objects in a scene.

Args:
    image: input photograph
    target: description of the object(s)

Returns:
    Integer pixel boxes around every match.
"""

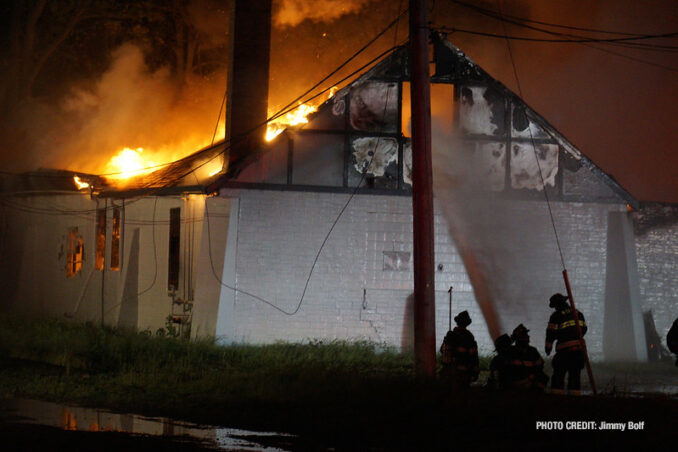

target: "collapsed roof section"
[0,142,225,198]
[214,35,637,208]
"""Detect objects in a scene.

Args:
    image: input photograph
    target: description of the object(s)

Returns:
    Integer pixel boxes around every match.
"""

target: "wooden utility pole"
[409,0,436,378]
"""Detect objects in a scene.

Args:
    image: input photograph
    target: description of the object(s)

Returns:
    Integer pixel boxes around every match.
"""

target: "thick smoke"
[1,44,226,176]
[274,0,375,27]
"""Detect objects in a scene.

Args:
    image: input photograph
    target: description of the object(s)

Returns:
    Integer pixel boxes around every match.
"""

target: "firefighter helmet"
[511,324,530,341]
[549,293,569,308]
[494,333,512,351]
[454,310,472,327]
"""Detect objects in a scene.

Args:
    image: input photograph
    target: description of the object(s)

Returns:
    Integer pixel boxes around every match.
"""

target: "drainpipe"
[410,0,436,379]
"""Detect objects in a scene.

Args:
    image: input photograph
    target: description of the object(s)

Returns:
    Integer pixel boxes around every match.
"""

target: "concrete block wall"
[548,202,627,360]
[635,221,678,346]
[222,189,630,358]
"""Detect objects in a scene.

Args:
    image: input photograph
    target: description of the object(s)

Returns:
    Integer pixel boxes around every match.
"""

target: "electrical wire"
[449,0,678,50]
[433,26,678,73]
[6,5,408,317]
[436,26,678,45]
[1,34,405,198]
[496,0,566,270]
[103,196,159,317]
[451,0,643,37]
[2,5,411,326]
[436,0,678,72]
[267,7,409,125]
[203,1,407,316]
[211,84,228,147]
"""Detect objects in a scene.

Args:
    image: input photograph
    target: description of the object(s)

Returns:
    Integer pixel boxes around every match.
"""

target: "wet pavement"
[0,398,297,451]
[1,362,676,450]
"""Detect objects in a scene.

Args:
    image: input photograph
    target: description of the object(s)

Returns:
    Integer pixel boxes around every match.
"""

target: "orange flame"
[105,147,156,180]
[264,88,337,142]
[73,176,90,190]
[265,103,317,142]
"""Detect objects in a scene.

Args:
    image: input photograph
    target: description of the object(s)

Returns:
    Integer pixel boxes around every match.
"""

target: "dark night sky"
[272,0,678,203]
[2,0,677,203]
[435,0,678,204]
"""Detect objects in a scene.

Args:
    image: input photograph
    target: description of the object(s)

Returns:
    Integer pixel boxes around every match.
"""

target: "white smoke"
[2,44,226,175]
[274,0,375,27]
[430,100,562,341]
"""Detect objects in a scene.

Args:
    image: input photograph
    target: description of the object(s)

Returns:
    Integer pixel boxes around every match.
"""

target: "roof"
[0,142,225,198]
[2,36,638,209]
[210,35,638,208]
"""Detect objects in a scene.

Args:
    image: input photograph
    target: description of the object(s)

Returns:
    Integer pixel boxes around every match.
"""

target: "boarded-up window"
[67,228,84,277]
[168,207,181,290]
[95,209,106,270]
[111,207,120,271]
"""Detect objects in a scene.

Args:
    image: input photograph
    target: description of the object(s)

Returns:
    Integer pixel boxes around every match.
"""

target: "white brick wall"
[220,189,632,358]
[635,222,678,346]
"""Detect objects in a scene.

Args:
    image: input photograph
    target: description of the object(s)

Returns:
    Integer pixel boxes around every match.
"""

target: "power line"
[450,0,678,50]
[1,10,409,189]
[436,26,678,45]
[6,4,407,317]
[495,1,566,270]
[437,0,678,72]
[434,25,678,73]
[203,2,407,316]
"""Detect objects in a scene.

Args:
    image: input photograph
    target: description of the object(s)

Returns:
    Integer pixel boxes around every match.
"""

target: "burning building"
[1,32,677,361]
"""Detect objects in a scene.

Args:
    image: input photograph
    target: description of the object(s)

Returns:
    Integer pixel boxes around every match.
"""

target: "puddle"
[1,398,295,451]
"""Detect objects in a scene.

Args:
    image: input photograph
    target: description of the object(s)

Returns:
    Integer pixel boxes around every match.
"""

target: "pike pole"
[448,286,453,331]
[410,0,436,379]
[562,269,597,396]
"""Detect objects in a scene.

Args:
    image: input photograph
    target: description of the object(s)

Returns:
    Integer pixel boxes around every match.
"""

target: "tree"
[0,0,229,114]
[0,0,93,113]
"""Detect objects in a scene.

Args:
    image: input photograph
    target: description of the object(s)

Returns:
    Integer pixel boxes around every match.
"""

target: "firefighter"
[506,324,548,392]
[486,333,513,390]
[667,317,678,366]
[439,310,479,387]
[545,293,587,395]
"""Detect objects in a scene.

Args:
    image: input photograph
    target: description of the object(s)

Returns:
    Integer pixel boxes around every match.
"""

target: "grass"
[1,315,677,449]
[0,316,425,419]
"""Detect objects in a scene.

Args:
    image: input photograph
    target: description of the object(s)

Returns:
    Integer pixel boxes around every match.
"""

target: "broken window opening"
[95,208,106,270]
[111,207,120,271]
[168,207,181,291]
[66,228,84,278]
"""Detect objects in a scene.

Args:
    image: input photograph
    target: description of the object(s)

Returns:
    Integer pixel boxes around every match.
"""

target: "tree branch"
[27,2,91,95]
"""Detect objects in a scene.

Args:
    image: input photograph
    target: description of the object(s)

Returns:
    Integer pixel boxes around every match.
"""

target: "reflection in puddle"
[5,398,294,451]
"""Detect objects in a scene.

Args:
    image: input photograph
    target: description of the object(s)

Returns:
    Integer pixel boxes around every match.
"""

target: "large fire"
[105,147,157,180]
[70,90,336,190]
[265,87,337,142]
[265,103,317,142]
